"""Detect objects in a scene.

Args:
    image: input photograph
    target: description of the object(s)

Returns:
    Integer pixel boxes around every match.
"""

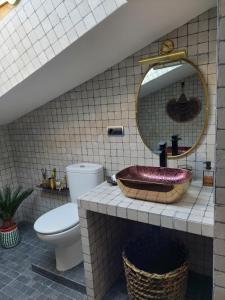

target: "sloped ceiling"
[0,0,216,125]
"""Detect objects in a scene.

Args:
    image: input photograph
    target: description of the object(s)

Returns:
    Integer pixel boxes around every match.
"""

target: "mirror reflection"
[137,60,207,157]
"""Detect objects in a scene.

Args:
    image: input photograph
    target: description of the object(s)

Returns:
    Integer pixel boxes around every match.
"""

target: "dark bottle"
[171,135,182,156]
[158,141,167,167]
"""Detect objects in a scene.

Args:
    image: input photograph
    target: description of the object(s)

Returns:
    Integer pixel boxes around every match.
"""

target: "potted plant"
[0,185,33,248]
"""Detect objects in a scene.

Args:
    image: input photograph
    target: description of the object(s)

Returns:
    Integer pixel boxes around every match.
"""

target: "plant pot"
[0,223,20,248]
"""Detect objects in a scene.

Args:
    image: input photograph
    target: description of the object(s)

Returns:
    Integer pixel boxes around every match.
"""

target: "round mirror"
[136,59,208,158]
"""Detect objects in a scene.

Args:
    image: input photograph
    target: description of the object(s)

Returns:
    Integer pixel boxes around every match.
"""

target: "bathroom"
[0,0,224,299]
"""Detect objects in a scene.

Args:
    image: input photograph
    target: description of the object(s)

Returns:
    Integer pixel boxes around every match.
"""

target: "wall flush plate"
[107,126,124,136]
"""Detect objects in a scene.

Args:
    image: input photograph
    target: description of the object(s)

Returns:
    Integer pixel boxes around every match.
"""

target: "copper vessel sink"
[116,166,192,204]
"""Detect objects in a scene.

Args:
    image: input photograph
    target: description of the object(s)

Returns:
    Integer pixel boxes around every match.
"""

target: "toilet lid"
[34,203,79,235]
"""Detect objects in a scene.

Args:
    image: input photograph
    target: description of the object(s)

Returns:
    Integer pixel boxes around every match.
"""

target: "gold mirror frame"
[136,58,209,159]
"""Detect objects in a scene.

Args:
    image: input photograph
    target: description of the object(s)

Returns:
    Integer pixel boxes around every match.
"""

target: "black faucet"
[157,141,167,167]
[171,135,182,156]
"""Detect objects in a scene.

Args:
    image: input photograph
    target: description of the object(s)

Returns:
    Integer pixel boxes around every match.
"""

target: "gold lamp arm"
[138,49,187,65]
[138,40,187,65]
[0,0,20,21]
[0,0,19,7]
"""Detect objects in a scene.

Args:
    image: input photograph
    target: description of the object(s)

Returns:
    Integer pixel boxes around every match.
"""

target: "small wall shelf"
[36,185,69,196]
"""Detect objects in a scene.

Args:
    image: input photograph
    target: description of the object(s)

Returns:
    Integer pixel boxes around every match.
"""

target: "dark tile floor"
[0,222,86,300]
[31,233,85,294]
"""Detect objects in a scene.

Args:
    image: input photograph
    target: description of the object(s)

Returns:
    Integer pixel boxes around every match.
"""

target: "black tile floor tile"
[32,264,86,294]
[32,255,85,286]
[0,222,86,300]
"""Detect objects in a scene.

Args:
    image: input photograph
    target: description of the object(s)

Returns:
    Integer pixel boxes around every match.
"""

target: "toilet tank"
[66,163,104,202]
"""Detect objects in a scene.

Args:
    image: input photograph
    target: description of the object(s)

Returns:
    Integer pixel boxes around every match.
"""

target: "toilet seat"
[34,203,79,235]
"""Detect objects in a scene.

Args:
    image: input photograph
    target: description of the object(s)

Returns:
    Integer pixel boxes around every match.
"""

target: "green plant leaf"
[0,186,33,222]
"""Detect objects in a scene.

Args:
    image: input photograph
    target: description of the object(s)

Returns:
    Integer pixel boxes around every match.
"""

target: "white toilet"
[34,163,104,271]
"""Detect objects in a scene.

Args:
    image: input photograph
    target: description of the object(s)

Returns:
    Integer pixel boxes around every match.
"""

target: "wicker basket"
[122,236,189,300]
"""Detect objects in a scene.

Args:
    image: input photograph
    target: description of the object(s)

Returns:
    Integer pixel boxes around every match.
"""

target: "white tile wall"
[0,0,127,97]
[214,0,225,299]
[4,7,217,223]
[0,5,218,297]
[0,126,16,188]
[0,126,21,224]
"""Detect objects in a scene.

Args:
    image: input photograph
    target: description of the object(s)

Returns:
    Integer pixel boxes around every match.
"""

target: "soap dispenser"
[203,161,214,187]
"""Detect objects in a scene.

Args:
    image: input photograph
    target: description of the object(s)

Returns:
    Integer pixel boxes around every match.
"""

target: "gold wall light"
[0,0,19,5]
[138,40,187,65]
[0,0,20,21]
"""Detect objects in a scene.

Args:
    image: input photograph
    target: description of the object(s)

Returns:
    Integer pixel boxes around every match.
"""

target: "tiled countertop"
[78,181,214,238]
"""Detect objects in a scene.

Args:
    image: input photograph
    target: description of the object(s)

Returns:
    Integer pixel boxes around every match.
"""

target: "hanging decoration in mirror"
[166,81,202,123]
